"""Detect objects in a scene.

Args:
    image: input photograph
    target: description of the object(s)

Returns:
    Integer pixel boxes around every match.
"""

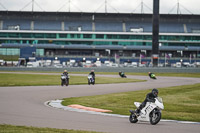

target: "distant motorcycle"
[88,74,95,85]
[61,74,70,86]
[129,97,164,125]
[150,73,157,79]
[119,72,127,78]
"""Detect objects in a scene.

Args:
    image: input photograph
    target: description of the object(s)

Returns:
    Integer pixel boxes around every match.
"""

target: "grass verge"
[0,124,102,133]
[62,83,200,122]
[0,73,145,86]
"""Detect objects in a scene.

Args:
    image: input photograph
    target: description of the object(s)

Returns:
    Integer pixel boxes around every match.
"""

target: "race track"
[0,74,200,133]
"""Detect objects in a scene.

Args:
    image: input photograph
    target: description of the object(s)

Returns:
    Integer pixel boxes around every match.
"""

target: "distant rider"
[135,88,159,115]
[89,70,95,78]
[119,71,126,78]
[63,70,68,77]
[148,72,154,79]
[89,70,95,81]
[61,70,69,86]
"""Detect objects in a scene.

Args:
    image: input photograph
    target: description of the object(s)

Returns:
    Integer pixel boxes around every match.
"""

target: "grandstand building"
[0,11,200,64]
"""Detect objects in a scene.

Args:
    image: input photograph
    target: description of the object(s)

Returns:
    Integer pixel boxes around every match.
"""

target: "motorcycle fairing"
[138,102,157,121]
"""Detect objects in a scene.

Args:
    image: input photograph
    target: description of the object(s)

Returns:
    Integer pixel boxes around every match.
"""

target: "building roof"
[1,11,200,21]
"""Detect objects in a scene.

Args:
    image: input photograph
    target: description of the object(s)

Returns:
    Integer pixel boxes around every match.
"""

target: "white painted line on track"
[45,100,200,125]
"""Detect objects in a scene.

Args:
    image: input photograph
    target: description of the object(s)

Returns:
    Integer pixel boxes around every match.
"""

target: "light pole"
[152,0,160,67]
[180,59,183,67]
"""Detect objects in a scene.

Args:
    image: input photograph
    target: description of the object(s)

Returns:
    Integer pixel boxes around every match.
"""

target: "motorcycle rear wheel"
[129,114,138,123]
[150,110,161,125]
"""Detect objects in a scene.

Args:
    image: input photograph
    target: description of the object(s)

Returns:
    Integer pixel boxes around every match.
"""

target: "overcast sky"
[0,0,199,14]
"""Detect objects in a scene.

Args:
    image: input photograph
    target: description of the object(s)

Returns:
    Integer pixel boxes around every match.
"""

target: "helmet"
[64,70,67,72]
[152,88,158,97]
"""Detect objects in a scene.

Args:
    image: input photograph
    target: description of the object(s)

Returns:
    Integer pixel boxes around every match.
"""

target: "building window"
[36,49,44,56]
[0,48,20,55]
[83,34,92,38]
[96,34,104,39]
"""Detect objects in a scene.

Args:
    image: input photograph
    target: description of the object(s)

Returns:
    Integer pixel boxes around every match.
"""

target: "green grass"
[0,124,102,133]
[0,73,145,86]
[62,83,200,122]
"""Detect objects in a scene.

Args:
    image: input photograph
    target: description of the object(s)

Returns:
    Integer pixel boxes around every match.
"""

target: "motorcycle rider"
[148,72,155,78]
[135,88,159,115]
[61,70,69,86]
[119,71,126,78]
[63,70,68,76]
[89,70,95,81]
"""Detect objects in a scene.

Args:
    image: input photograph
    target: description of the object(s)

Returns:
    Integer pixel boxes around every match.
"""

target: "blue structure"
[20,46,36,59]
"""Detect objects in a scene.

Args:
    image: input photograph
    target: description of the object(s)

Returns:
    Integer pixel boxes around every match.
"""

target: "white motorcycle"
[61,74,70,86]
[88,75,95,85]
[129,97,164,125]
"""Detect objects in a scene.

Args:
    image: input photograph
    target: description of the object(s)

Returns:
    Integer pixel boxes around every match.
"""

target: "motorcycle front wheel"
[129,114,138,123]
[149,110,161,125]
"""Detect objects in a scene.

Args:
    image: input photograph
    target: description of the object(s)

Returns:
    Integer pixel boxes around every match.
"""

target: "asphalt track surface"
[0,73,200,133]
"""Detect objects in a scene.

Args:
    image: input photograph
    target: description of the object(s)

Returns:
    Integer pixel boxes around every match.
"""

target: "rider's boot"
[135,108,141,116]
[129,110,134,113]
[129,109,140,116]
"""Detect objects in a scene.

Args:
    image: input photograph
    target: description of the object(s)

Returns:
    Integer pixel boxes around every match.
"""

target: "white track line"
[45,100,200,125]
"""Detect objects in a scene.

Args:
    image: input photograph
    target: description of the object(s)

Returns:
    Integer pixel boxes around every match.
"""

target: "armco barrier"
[0,67,200,73]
